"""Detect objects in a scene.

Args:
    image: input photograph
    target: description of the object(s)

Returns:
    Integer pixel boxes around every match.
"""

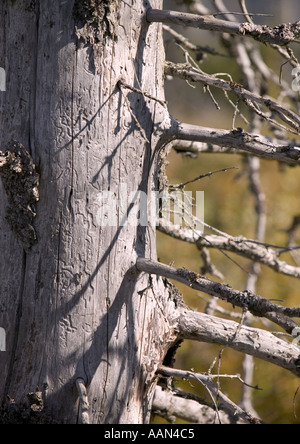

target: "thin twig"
[118,80,167,108]
[157,222,300,280]
[213,12,273,19]
[169,166,238,189]
[153,386,233,424]
[293,386,300,420]
[118,84,150,143]
[238,0,254,24]
[163,24,228,58]
[165,62,300,134]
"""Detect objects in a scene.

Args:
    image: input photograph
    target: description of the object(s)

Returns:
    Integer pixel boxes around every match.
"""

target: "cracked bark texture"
[0,0,176,424]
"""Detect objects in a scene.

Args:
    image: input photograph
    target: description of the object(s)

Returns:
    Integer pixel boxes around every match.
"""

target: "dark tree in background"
[0,0,300,424]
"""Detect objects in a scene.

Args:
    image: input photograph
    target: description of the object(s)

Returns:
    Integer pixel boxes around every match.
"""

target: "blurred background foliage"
[155,0,300,424]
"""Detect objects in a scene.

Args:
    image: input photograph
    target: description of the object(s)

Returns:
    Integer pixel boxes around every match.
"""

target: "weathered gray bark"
[0,0,176,424]
[1,0,300,426]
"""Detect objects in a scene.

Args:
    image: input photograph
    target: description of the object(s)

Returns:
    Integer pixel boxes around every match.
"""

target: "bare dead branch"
[169,166,238,190]
[240,21,300,46]
[241,155,266,417]
[286,215,300,267]
[152,385,233,424]
[157,223,300,280]
[199,247,225,280]
[171,309,300,377]
[247,157,267,247]
[147,9,300,46]
[157,366,264,424]
[166,120,300,165]
[165,62,300,133]
[171,138,298,159]
[147,9,241,34]
[171,140,237,156]
[118,79,167,108]
[238,0,254,24]
[154,2,300,423]
[136,258,300,331]
[163,24,228,58]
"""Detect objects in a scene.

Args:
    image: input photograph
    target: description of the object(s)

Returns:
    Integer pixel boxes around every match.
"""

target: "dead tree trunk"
[0,0,176,424]
[1,0,300,425]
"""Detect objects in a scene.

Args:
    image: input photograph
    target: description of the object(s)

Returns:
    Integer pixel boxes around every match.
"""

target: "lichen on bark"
[0,140,39,250]
[239,21,300,45]
[0,391,55,424]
